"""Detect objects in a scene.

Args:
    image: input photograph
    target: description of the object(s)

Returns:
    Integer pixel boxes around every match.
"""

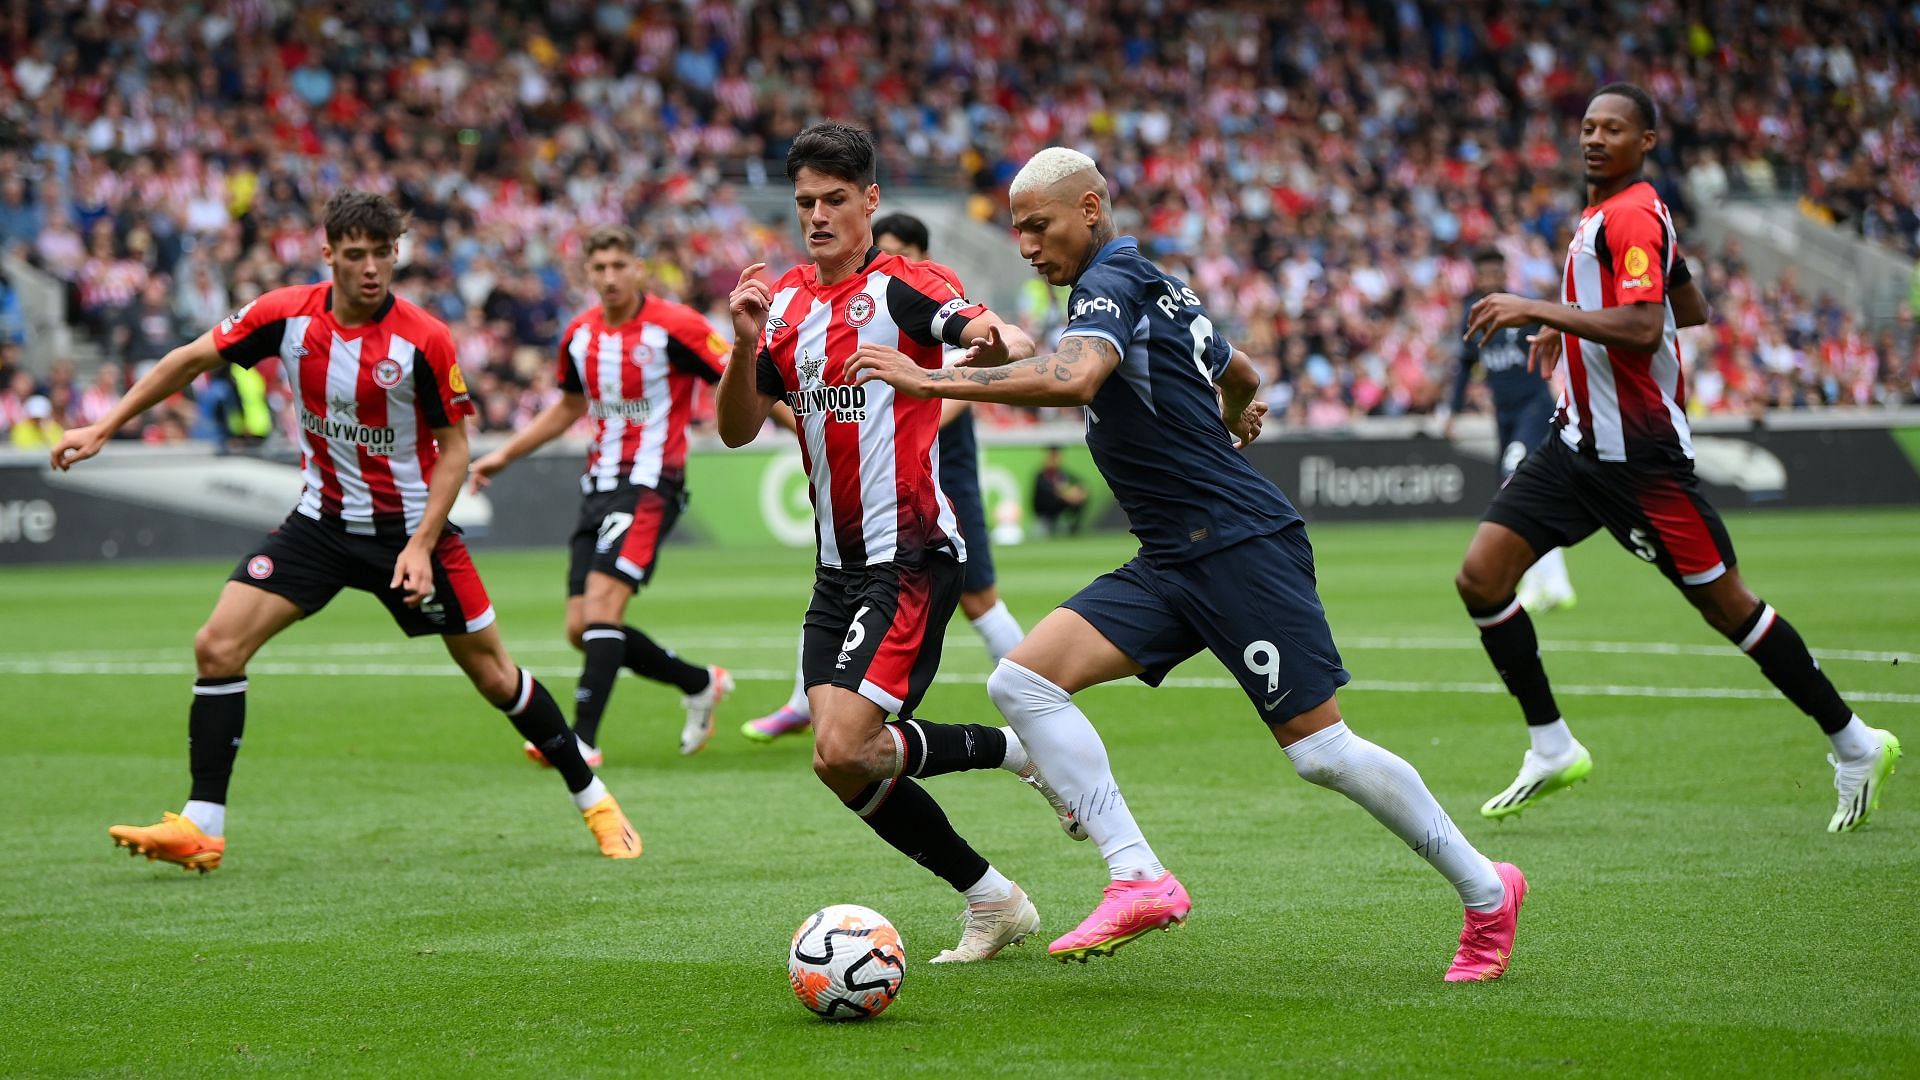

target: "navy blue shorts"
[1495,399,1555,479]
[939,414,995,594]
[942,474,995,594]
[1060,526,1350,722]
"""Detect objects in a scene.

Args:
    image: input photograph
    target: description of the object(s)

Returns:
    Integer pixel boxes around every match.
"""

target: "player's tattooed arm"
[848,335,1120,406]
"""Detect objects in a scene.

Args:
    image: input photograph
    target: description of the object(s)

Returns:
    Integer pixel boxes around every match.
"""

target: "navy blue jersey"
[1063,236,1300,563]
[1451,293,1554,417]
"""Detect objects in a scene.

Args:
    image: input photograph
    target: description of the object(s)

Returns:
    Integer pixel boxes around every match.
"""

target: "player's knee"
[1454,561,1503,607]
[467,658,521,706]
[986,660,1061,728]
[192,624,247,677]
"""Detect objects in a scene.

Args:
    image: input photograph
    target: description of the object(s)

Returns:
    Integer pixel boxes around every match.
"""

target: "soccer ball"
[787,904,906,1020]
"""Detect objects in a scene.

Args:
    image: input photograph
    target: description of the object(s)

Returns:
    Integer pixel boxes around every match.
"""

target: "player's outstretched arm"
[955,314,1036,368]
[847,334,1119,407]
[469,392,587,493]
[395,421,468,606]
[1216,349,1268,449]
[715,263,779,447]
[50,330,226,470]
[1467,292,1664,354]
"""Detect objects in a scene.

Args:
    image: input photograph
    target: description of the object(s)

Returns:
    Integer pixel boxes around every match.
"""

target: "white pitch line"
[2,659,1916,705]
[6,633,1913,665]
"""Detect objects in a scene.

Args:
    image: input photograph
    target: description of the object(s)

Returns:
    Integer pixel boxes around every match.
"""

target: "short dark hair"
[1592,82,1658,132]
[584,225,640,257]
[322,190,408,246]
[786,122,876,189]
[872,213,929,254]
[1472,247,1505,266]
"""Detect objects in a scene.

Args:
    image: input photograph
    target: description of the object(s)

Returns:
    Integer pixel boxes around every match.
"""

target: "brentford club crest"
[373,357,404,388]
[846,292,876,328]
[631,343,655,365]
[247,555,274,580]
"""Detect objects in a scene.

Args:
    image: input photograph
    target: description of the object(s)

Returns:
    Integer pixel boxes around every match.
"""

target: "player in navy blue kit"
[849,148,1528,981]
[1445,248,1575,611]
[743,213,1026,744]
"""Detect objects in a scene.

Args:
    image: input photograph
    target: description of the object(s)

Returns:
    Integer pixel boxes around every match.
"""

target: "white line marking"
[2,660,1915,704]
[6,635,1913,665]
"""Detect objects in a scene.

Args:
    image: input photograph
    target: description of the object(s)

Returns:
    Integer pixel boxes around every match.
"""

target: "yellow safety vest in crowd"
[229,366,272,438]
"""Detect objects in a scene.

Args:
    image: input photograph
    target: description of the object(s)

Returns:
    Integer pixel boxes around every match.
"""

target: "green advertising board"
[679,442,1107,548]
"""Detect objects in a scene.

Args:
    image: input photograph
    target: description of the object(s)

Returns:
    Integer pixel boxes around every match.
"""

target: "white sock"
[1830,715,1878,761]
[987,660,1164,881]
[570,776,609,811]
[963,865,1015,905]
[1528,718,1575,760]
[969,600,1025,665]
[784,630,810,717]
[1535,547,1571,592]
[1284,721,1505,912]
[182,800,225,837]
[998,727,1029,773]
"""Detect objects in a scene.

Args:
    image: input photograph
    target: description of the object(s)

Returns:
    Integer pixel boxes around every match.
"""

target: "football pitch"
[4,508,1917,1078]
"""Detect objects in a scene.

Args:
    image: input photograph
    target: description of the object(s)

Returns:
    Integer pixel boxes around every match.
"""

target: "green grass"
[4,508,1918,1078]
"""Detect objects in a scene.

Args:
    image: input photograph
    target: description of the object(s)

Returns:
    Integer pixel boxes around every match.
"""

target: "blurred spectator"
[75,362,127,430]
[0,0,1910,438]
[10,395,62,449]
[1032,447,1090,537]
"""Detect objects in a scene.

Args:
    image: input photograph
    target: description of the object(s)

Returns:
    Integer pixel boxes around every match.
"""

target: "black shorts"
[1495,399,1555,479]
[1484,435,1737,587]
[1061,526,1350,722]
[231,512,496,637]
[566,480,687,595]
[802,557,964,719]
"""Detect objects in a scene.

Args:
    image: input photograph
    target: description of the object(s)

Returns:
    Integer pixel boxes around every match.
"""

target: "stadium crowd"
[1,0,1916,448]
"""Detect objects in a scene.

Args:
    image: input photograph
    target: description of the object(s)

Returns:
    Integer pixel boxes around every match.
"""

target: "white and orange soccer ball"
[787,905,906,1021]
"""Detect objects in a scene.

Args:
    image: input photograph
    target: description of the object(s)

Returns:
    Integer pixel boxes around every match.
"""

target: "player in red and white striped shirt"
[1456,85,1898,832]
[471,225,735,762]
[52,192,642,870]
[715,122,1072,963]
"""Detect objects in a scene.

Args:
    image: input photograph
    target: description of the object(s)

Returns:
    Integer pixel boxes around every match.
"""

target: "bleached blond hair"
[1009,147,1100,199]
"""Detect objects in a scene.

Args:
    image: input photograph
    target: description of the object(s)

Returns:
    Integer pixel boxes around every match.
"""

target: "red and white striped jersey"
[214,283,473,538]
[754,248,987,569]
[1555,181,1692,464]
[556,297,728,493]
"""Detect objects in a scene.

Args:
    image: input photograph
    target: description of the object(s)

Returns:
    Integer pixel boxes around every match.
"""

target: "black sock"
[573,624,627,748]
[188,676,247,804]
[885,719,1008,778]
[623,625,709,695]
[1730,602,1854,734]
[499,669,595,793]
[843,776,989,892]
[1469,596,1562,726]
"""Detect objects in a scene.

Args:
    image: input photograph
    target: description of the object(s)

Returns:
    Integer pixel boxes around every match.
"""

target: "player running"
[1444,248,1576,612]
[715,122,1073,964]
[743,212,1026,744]
[1457,83,1900,831]
[470,225,732,762]
[51,192,641,871]
[850,147,1528,982]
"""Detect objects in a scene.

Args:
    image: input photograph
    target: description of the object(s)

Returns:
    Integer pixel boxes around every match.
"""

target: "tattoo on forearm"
[924,336,1109,390]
